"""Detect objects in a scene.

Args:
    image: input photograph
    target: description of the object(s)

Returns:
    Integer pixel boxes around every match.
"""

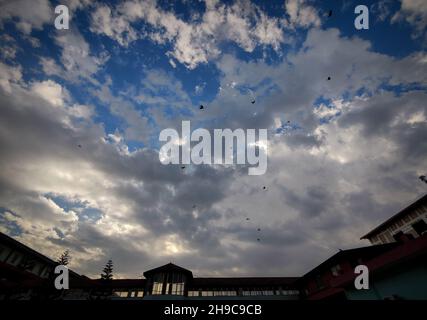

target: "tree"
[57,250,71,266]
[101,259,114,281]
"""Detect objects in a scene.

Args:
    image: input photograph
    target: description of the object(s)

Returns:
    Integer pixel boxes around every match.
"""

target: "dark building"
[0,232,85,300]
[1,193,427,300]
[298,193,427,301]
[86,263,299,300]
[361,193,427,245]
[141,263,299,300]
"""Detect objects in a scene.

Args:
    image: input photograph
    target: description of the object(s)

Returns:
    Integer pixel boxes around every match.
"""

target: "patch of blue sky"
[159,0,207,22]
[322,0,420,58]
[0,208,23,237]
[77,207,103,223]
[379,82,427,97]
[42,193,103,223]
[313,96,333,107]
[2,25,53,83]
[43,193,88,212]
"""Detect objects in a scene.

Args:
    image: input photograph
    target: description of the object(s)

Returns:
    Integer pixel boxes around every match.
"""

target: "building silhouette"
[0,193,426,300]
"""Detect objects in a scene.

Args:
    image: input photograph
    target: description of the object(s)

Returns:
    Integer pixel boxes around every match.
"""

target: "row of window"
[114,290,144,298]
[152,282,185,295]
[370,210,426,243]
[188,290,237,297]
[0,246,52,278]
[188,289,299,297]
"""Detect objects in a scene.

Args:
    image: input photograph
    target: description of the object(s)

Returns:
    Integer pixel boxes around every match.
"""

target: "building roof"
[0,232,81,278]
[143,262,193,278]
[360,193,427,239]
[0,232,58,266]
[299,243,398,281]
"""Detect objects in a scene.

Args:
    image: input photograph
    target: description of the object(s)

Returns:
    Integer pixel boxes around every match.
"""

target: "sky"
[0,0,426,279]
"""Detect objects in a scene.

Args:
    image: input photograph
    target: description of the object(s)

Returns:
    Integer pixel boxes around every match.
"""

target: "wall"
[345,262,427,300]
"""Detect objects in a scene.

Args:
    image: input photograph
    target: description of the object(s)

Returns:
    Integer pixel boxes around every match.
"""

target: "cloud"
[0,62,22,93]
[52,28,110,83]
[0,0,52,34]
[90,0,285,69]
[1,2,427,278]
[392,0,427,40]
[284,0,321,29]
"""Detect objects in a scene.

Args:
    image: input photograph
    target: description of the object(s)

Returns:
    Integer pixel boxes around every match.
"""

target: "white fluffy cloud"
[284,0,321,29]
[90,0,287,69]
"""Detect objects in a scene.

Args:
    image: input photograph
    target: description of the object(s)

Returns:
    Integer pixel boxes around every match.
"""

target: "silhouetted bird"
[328,10,332,17]
[327,76,331,80]
[257,228,261,231]
[192,205,197,208]
[199,105,204,110]
[420,175,427,184]
[257,238,260,241]
[246,218,250,221]
[262,186,267,190]
[78,144,82,148]
[251,99,255,104]
[181,165,186,169]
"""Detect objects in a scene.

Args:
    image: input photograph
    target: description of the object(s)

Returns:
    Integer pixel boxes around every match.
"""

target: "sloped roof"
[143,262,193,278]
[299,243,398,280]
[361,193,427,239]
[0,232,81,278]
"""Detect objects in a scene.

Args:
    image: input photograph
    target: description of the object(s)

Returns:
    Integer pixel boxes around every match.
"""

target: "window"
[412,219,427,236]
[331,264,342,276]
[212,290,236,296]
[114,291,129,298]
[201,291,213,296]
[152,273,165,295]
[315,275,325,289]
[171,282,184,295]
[137,291,144,298]
[152,282,163,295]
[393,231,404,242]
[8,252,21,265]
[165,273,185,295]
[188,290,200,297]
[261,290,275,296]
